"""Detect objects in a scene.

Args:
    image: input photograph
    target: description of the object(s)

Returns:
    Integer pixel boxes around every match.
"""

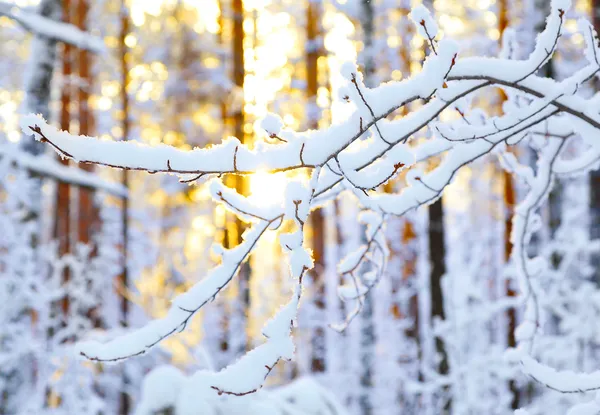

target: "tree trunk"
[215,0,231,364]
[358,1,375,413]
[53,0,72,323]
[428,199,449,408]
[217,0,249,359]
[1,3,61,410]
[420,0,449,411]
[75,0,98,246]
[119,2,131,413]
[306,0,326,375]
[496,0,521,409]
[20,0,62,253]
[590,0,600,287]
[229,0,250,356]
[22,0,61,155]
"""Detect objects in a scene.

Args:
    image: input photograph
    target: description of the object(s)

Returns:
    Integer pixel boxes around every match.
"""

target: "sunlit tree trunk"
[119,2,131,413]
[496,0,520,409]
[215,0,232,366]
[75,0,97,247]
[216,0,249,359]
[217,0,250,359]
[306,0,326,374]
[53,0,72,324]
[231,0,250,356]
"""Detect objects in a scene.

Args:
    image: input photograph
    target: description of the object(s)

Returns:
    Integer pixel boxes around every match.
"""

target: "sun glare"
[129,0,219,32]
[249,171,288,206]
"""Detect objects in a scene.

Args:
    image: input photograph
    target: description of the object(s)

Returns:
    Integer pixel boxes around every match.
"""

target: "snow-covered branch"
[331,211,388,332]
[78,215,280,363]
[0,144,127,197]
[20,0,600,402]
[20,38,458,176]
[0,1,105,53]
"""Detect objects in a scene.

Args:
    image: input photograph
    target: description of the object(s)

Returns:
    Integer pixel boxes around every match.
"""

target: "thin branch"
[350,73,391,145]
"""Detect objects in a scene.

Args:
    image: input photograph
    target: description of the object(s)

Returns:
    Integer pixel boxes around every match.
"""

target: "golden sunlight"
[249,171,288,206]
[3,0,589,411]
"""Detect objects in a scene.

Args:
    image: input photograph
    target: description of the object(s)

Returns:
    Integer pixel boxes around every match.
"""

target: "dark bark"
[421,0,449,411]
[119,3,131,413]
[428,198,449,413]
[590,0,600,287]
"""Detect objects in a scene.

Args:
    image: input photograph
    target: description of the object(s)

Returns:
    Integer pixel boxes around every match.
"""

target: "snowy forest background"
[3,0,600,414]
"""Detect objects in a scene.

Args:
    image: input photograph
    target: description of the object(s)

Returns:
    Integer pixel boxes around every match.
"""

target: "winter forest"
[5,0,600,414]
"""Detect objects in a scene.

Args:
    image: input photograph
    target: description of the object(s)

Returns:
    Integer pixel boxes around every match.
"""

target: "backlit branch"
[78,216,280,362]
[23,0,600,400]
[22,40,458,177]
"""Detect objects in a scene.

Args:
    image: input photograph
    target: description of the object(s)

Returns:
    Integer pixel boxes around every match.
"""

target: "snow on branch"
[409,4,438,54]
[25,0,600,401]
[0,1,105,53]
[21,41,458,178]
[77,169,318,394]
[0,143,127,197]
[77,216,280,362]
[189,176,317,397]
[520,354,600,394]
[511,139,566,350]
[207,284,301,397]
[450,0,570,83]
[310,8,580,202]
[331,211,388,332]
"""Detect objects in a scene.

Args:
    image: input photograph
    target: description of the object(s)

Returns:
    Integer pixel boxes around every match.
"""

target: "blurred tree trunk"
[421,1,449,412]
[209,0,249,362]
[22,0,61,155]
[75,0,98,247]
[428,198,449,405]
[119,2,131,413]
[496,0,520,409]
[216,0,231,363]
[393,4,419,409]
[590,0,600,287]
[54,0,72,322]
[231,0,250,356]
[306,0,326,375]
[217,0,249,358]
[20,0,61,262]
[358,1,375,413]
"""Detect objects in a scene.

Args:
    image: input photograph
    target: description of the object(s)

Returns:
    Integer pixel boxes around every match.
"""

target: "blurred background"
[0,0,598,414]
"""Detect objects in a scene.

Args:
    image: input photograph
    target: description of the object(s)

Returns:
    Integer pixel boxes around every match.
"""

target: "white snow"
[0,1,105,53]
